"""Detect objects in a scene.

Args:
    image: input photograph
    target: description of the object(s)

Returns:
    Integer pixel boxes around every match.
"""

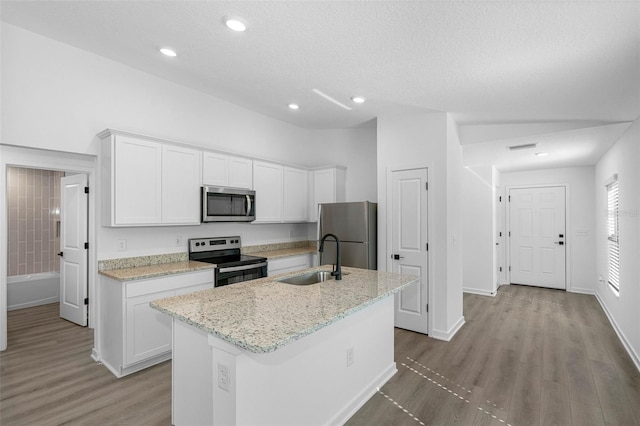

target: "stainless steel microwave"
[201,186,255,222]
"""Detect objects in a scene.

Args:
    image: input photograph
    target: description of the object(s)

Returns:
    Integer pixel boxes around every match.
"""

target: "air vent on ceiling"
[506,143,537,151]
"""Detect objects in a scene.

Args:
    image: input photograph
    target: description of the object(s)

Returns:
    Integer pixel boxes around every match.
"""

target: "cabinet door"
[202,152,229,186]
[283,167,309,222]
[114,136,162,225]
[125,289,174,366]
[253,161,283,222]
[228,157,253,189]
[162,145,201,224]
[310,167,346,221]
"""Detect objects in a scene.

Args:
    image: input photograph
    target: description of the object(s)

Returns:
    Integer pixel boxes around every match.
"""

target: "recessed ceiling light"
[535,152,548,157]
[351,96,366,104]
[288,103,299,110]
[160,48,177,57]
[224,17,247,32]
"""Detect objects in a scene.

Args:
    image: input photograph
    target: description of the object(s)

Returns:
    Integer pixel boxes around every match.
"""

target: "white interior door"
[389,168,429,334]
[509,186,566,289]
[60,174,88,326]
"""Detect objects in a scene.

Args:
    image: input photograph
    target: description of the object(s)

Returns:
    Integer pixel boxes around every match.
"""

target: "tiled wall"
[7,167,64,277]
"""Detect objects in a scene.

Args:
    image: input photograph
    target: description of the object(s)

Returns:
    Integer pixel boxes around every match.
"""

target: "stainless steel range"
[188,236,268,287]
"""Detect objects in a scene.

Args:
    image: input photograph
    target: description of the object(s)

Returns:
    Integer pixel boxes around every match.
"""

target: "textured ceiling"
[1,1,639,170]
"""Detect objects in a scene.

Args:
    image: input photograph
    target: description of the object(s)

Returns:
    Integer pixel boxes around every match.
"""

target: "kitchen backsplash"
[242,240,315,255]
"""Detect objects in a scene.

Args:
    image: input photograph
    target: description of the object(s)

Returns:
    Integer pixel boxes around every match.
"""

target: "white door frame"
[0,145,97,351]
[386,164,433,336]
[505,183,571,292]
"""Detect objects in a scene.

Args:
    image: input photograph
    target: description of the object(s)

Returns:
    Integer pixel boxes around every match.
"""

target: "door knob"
[554,241,564,245]
[393,254,404,260]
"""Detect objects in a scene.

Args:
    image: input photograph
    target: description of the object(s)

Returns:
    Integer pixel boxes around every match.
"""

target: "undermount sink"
[277,271,349,285]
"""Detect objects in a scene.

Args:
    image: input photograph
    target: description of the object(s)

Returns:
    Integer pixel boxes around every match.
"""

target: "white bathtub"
[7,271,60,311]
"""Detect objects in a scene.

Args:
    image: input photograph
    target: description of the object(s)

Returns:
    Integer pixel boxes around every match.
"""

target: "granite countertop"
[249,246,316,259]
[150,266,419,354]
[99,260,214,281]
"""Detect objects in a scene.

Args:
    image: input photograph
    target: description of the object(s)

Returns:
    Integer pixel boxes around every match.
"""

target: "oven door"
[215,262,268,287]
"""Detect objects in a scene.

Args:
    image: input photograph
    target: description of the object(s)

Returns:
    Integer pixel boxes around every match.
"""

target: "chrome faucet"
[319,233,342,280]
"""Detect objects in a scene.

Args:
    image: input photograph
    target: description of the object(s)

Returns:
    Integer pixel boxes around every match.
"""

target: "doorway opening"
[1,145,97,352]
[6,166,65,312]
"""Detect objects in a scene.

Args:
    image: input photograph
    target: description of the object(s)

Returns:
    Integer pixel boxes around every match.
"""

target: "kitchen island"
[151,266,419,426]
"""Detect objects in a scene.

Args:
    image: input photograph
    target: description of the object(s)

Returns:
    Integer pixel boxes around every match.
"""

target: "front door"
[509,186,566,289]
[60,174,89,326]
[389,168,429,334]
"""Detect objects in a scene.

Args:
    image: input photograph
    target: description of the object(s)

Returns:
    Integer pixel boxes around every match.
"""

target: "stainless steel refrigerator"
[317,201,377,270]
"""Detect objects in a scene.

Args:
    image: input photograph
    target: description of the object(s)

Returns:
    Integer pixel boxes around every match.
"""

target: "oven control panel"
[189,236,242,253]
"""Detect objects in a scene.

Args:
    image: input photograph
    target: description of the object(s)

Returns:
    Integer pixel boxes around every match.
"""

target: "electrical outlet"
[218,363,230,392]
[117,239,127,251]
[176,236,183,247]
[346,347,354,367]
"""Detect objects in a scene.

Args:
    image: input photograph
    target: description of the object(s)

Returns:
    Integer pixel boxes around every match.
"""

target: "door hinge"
[499,196,502,202]
[508,231,511,237]
[84,186,89,194]
[499,231,502,237]
[426,243,429,251]
[426,304,428,312]
[509,266,511,271]
[84,298,89,305]
[499,266,503,272]
[508,195,511,202]
[84,242,89,249]
[425,182,429,191]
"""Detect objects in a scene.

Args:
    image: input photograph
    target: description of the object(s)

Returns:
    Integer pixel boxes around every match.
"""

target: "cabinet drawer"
[268,254,312,276]
[126,270,214,298]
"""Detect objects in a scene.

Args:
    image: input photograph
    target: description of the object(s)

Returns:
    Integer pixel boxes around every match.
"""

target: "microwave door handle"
[246,195,252,216]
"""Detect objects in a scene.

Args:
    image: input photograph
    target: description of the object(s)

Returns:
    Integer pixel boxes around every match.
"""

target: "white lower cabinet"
[268,254,313,276]
[124,289,174,366]
[99,269,214,378]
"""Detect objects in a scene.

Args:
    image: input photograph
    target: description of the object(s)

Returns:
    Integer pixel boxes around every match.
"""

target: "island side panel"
[213,296,396,426]
[172,320,214,425]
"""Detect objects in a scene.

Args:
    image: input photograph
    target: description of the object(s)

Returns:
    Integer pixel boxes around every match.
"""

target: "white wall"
[500,166,596,293]
[307,128,377,203]
[1,23,377,259]
[376,111,463,340]
[594,117,640,369]
[462,165,496,296]
[445,116,464,329]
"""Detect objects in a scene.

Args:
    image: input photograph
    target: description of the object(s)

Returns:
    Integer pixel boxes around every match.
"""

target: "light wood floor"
[1,286,638,425]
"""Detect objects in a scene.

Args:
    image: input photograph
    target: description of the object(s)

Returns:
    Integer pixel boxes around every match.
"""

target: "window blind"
[606,177,620,292]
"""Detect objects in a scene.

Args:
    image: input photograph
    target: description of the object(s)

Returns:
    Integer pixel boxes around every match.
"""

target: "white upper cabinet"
[228,156,253,189]
[253,160,284,223]
[309,167,346,222]
[105,134,163,225]
[202,152,252,189]
[162,145,201,225]
[100,130,201,226]
[283,167,309,222]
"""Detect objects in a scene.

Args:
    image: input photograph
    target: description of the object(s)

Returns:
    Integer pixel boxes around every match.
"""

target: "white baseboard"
[331,363,397,426]
[431,316,465,342]
[463,287,497,297]
[594,292,640,372]
[568,287,595,295]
